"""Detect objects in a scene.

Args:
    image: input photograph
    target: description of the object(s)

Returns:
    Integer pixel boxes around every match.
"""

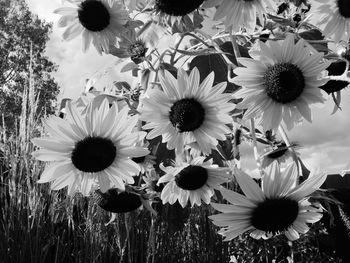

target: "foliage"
[0,0,59,134]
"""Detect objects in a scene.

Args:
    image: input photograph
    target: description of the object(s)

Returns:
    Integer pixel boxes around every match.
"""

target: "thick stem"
[278,124,300,175]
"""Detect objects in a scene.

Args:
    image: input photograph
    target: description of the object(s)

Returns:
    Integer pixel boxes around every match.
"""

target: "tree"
[0,0,60,134]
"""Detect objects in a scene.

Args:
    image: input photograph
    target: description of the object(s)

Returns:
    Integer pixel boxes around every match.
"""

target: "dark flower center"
[155,0,204,16]
[132,156,146,163]
[169,98,205,132]
[129,41,147,64]
[94,189,142,213]
[78,0,110,32]
[267,143,288,159]
[337,0,350,18]
[251,198,299,233]
[264,63,305,104]
[175,165,208,190]
[71,136,116,173]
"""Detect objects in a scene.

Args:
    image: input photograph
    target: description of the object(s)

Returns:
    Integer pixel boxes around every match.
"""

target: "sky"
[25,0,350,175]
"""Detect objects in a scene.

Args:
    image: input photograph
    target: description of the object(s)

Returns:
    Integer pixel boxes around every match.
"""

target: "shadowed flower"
[158,157,231,207]
[151,0,205,32]
[54,0,129,54]
[109,29,148,64]
[232,34,329,130]
[94,188,142,213]
[139,68,235,155]
[210,162,327,241]
[202,0,275,33]
[32,99,149,196]
[311,0,350,43]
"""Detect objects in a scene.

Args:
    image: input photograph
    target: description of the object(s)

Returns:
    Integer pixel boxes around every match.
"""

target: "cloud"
[26,0,350,175]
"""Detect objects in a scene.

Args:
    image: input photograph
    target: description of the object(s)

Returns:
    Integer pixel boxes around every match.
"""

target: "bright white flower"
[311,0,350,43]
[158,157,231,207]
[203,0,275,33]
[210,162,327,241]
[139,68,235,155]
[54,0,129,54]
[232,34,329,130]
[32,99,149,196]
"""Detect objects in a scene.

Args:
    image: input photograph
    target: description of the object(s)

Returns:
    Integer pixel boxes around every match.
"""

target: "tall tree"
[0,0,60,134]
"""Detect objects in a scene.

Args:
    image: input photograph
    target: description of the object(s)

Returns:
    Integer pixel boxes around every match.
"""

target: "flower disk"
[71,136,116,173]
[264,63,305,104]
[251,198,299,233]
[169,98,205,132]
[155,0,204,16]
[337,0,350,18]
[78,0,110,32]
[175,165,208,190]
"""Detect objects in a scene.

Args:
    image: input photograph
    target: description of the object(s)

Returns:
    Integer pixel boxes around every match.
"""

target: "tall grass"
[0,49,342,263]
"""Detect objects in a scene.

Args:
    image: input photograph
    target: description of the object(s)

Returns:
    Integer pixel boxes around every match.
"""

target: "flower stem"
[229,27,241,60]
[278,124,300,175]
[250,118,264,177]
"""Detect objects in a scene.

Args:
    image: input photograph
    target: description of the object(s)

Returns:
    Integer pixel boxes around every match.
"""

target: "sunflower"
[54,0,129,54]
[32,99,149,196]
[157,157,231,208]
[202,0,275,33]
[260,143,298,169]
[94,188,142,213]
[139,67,235,155]
[109,29,148,64]
[209,162,327,241]
[151,0,205,32]
[311,0,350,43]
[232,34,329,131]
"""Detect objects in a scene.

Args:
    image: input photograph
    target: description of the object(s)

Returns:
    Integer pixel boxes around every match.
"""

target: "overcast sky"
[26,0,350,175]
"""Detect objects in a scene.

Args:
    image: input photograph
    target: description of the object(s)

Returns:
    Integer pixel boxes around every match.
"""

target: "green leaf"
[299,29,328,53]
[120,62,138,73]
[189,52,240,93]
